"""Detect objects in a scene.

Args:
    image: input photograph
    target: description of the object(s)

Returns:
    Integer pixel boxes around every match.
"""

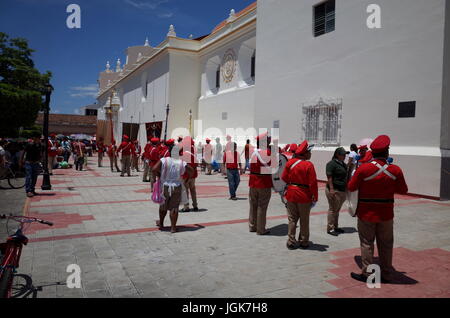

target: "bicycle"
[0,163,26,189]
[0,214,53,298]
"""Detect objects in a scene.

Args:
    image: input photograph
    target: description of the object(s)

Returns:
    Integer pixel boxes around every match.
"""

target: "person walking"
[142,137,153,183]
[97,137,105,167]
[214,137,223,173]
[181,138,199,212]
[132,140,141,172]
[203,138,213,175]
[348,135,408,283]
[61,137,72,163]
[108,140,121,172]
[21,133,42,198]
[281,141,318,250]
[325,147,350,236]
[241,139,252,175]
[152,145,194,233]
[73,139,86,171]
[117,135,135,177]
[224,142,241,200]
[248,132,273,235]
[47,133,59,175]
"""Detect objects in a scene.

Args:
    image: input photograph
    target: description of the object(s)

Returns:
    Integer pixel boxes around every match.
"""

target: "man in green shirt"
[325,147,349,236]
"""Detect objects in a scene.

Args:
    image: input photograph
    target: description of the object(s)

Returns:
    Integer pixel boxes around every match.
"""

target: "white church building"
[96,0,449,200]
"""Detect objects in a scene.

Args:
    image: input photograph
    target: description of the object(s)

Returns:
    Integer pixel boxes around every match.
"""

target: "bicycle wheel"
[8,171,26,189]
[0,267,14,298]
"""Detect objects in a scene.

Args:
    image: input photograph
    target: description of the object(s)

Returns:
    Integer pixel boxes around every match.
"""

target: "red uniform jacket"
[117,142,135,156]
[159,145,170,158]
[107,144,117,157]
[348,158,408,223]
[181,147,198,179]
[281,159,318,204]
[47,140,59,157]
[249,149,273,189]
[223,151,240,170]
[203,144,213,162]
[142,143,152,160]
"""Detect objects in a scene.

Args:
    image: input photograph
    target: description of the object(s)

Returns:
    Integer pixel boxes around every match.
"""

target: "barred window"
[302,98,342,146]
[314,0,335,37]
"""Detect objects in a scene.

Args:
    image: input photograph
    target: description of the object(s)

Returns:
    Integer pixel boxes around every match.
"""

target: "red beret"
[359,150,373,163]
[166,139,175,145]
[255,132,269,141]
[370,135,390,153]
[206,138,211,142]
[295,140,314,156]
[358,145,369,150]
[289,143,298,153]
[123,135,129,140]
[151,138,160,143]
[50,133,56,138]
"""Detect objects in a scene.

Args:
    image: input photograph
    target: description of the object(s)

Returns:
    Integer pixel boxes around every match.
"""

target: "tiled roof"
[211,2,257,34]
[36,114,97,125]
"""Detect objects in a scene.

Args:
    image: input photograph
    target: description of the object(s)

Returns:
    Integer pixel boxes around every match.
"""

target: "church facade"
[97,0,449,200]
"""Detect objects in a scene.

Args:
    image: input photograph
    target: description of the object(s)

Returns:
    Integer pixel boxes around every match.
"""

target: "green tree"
[0,32,52,137]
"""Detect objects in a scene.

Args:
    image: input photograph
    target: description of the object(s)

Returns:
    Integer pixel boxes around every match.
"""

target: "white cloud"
[124,0,169,10]
[158,12,174,18]
[69,84,98,98]
[73,109,81,115]
[51,109,61,114]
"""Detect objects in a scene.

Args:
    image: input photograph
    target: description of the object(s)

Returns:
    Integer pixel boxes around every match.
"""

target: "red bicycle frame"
[0,215,53,298]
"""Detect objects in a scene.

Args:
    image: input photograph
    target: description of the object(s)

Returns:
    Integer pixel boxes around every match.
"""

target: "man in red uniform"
[142,137,156,184]
[107,140,121,172]
[132,140,141,172]
[224,142,242,200]
[248,132,273,235]
[281,140,318,250]
[159,139,174,158]
[348,135,408,283]
[117,135,135,177]
[181,137,199,212]
[47,133,59,175]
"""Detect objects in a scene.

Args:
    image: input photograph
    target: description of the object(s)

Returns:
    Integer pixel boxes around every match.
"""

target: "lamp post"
[164,104,170,141]
[41,83,54,191]
[189,109,192,137]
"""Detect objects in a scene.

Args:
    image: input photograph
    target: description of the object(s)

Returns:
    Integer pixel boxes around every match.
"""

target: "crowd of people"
[119,132,408,284]
[3,129,410,284]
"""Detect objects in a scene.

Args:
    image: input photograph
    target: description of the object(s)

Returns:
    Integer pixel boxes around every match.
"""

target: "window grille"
[314,0,335,37]
[301,98,342,146]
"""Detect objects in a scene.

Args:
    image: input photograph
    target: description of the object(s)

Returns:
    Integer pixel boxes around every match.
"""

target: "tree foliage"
[0,32,52,137]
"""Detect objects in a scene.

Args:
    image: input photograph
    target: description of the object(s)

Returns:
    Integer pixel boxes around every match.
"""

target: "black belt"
[359,198,394,203]
[288,183,309,189]
[250,172,269,176]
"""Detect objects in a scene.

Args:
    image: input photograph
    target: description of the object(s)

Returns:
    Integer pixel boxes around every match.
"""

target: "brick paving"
[6,155,450,298]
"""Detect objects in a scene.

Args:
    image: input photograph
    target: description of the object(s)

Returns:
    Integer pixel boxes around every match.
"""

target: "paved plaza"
[5,156,450,298]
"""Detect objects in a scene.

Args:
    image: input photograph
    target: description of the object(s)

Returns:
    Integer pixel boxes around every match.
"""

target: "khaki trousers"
[183,178,198,209]
[358,218,395,280]
[109,155,120,172]
[286,202,311,246]
[249,187,272,234]
[121,155,131,176]
[48,156,56,174]
[325,187,347,231]
[143,161,153,182]
[132,156,139,171]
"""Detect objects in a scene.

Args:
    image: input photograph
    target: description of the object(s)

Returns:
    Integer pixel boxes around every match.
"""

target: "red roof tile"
[211,2,257,34]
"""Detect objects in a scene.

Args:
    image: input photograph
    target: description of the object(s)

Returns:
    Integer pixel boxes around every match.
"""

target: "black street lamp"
[164,104,170,141]
[41,83,53,191]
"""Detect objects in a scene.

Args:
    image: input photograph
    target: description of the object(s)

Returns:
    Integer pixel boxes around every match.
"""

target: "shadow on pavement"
[307,242,329,252]
[268,224,288,236]
[354,256,419,285]
[339,227,358,234]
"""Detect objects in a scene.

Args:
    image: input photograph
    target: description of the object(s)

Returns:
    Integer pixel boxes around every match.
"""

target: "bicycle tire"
[0,267,14,298]
[8,172,26,189]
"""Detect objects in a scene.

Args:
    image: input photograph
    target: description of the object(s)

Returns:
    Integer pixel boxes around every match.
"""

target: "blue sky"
[0,0,255,115]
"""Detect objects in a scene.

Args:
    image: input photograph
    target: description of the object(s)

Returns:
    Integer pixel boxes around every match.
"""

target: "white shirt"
[160,157,186,195]
[348,151,358,164]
